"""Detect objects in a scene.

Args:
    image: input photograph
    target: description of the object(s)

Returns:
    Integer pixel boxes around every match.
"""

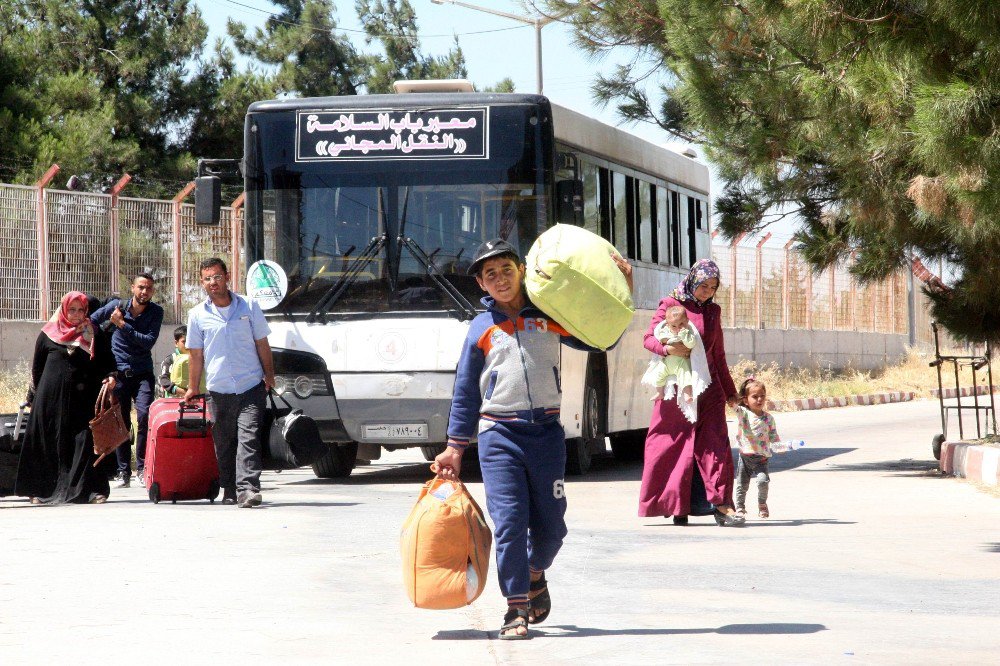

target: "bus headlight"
[293,375,314,398]
[271,349,331,399]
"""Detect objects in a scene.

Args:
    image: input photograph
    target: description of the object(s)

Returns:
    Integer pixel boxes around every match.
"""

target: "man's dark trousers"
[115,372,155,476]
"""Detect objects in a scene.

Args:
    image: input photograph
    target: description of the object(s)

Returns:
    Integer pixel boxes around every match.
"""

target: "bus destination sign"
[296,108,488,162]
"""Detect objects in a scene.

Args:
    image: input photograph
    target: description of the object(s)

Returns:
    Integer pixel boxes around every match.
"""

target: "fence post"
[829,266,836,330]
[172,182,196,322]
[729,233,745,327]
[755,233,771,329]
[230,192,245,289]
[783,239,795,329]
[34,164,60,319]
[109,174,132,295]
[806,257,813,330]
[849,251,858,331]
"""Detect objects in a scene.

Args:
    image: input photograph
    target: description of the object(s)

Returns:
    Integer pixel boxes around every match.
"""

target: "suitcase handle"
[177,396,209,435]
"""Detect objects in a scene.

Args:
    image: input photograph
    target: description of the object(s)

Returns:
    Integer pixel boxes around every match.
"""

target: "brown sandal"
[758,503,769,519]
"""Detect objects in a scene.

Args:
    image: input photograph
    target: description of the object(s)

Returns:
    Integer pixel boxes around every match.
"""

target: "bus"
[220,81,711,478]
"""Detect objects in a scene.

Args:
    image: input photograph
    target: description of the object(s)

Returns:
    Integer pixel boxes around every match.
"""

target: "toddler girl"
[733,377,798,519]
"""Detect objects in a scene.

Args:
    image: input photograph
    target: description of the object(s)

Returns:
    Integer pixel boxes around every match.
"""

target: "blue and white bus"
[233,81,711,478]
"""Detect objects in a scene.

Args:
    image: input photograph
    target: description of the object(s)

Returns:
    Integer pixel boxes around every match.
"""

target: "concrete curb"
[939,441,1000,487]
[767,391,916,412]
[929,385,994,399]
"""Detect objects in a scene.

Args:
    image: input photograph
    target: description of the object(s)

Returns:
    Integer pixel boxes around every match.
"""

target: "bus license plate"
[363,423,428,440]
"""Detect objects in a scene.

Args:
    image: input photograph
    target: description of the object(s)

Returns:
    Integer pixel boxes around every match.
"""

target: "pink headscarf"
[41,291,95,358]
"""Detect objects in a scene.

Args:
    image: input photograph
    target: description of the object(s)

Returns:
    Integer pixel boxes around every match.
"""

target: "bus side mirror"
[556,179,583,224]
[195,176,221,225]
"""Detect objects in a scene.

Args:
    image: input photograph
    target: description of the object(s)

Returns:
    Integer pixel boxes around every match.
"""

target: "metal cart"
[929,322,997,459]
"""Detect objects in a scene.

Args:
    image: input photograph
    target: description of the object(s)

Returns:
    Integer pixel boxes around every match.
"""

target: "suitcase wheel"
[149,482,160,504]
[207,479,220,504]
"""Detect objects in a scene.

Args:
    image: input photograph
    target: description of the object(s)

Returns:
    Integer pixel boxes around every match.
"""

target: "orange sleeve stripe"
[477,321,515,355]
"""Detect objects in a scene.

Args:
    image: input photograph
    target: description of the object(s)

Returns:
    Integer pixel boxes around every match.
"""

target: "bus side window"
[687,195,698,264]
[670,190,681,267]
[598,167,612,241]
[639,180,653,263]
[624,175,637,259]
[655,186,669,266]
[612,171,628,257]
[581,161,601,237]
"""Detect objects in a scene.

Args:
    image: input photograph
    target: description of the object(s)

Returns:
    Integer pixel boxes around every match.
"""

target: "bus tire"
[566,360,606,476]
[609,429,646,462]
[311,442,358,479]
[565,438,592,476]
[421,445,446,462]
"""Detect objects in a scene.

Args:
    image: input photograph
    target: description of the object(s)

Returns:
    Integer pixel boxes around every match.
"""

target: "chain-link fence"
[0,180,952,346]
[711,238,943,347]
[0,182,240,324]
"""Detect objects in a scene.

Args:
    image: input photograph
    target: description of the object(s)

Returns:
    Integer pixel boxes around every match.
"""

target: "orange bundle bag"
[400,477,492,610]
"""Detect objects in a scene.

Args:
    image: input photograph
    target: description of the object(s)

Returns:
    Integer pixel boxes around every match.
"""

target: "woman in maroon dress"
[638,260,744,527]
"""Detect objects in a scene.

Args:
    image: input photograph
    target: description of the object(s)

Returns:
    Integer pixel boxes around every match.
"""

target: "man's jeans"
[115,372,155,475]
[207,383,266,497]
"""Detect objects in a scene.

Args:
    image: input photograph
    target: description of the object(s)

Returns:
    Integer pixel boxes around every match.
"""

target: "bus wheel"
[311,443,358,479]
[565,438,592,476]
[421,445,446,462]
[609,429,646,462]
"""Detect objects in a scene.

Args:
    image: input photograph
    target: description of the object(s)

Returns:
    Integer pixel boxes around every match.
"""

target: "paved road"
[2,399,997,664]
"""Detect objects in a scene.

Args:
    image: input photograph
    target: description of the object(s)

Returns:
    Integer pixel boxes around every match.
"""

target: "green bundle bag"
[525,224,635,350]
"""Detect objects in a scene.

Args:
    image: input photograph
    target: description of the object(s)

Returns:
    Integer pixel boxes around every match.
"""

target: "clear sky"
[192,0,794,241]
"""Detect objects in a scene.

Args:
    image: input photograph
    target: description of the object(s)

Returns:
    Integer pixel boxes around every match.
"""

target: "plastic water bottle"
[430,481,456,501]
[771,439,805,453]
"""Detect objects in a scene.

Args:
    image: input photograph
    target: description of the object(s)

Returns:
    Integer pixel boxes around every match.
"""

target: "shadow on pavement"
[644,518,854,528]
[753,448,856,472]
[800,457,942,477]
[981,542,1000,553]
[433,622,827,640]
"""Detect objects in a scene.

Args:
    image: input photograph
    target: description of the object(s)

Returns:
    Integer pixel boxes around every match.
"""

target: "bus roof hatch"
[392,79,474,94]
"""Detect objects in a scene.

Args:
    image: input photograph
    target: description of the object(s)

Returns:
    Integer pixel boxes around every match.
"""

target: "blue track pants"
[477,418,568,600]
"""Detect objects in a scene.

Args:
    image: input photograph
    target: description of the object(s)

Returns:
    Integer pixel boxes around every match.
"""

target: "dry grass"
[730,347,1000,409]
[0,361,30,414]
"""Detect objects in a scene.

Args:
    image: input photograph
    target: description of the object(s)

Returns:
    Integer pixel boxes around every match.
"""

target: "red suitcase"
[144,397,220,504]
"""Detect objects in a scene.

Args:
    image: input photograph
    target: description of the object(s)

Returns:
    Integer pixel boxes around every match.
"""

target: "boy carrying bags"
[433,238,631,640]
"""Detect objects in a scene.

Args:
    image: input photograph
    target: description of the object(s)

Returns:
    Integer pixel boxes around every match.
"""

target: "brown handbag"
[90,383,130,466]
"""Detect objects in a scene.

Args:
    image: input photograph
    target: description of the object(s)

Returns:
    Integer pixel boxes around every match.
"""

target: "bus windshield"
[243,102,552,316]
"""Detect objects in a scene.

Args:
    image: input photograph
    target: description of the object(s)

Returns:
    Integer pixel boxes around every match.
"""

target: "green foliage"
[356,0,466,93]
[0,0,481,198]
[548,0,1000,341]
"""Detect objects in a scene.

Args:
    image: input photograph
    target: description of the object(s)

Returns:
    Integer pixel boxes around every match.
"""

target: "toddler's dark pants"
[478,418,568,600]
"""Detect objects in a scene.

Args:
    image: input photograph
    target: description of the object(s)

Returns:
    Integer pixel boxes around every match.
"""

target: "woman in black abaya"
[16,291,118,504]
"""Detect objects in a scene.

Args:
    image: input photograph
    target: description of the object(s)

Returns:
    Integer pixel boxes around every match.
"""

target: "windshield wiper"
[398,236,479,321]
[306,233,387,324]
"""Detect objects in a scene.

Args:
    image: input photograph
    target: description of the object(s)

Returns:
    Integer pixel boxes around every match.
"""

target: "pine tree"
[1,0,211,194]
[547,0,1000,340]
[228,0,364,97]
[355,0,466,93]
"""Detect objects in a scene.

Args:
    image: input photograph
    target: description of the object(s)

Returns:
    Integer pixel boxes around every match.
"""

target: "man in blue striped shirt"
[185,258,274,508]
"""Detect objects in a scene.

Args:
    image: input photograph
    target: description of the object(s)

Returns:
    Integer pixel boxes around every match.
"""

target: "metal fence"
[0,178,243,324]
[711,236,938,346]
[0,178,941,345]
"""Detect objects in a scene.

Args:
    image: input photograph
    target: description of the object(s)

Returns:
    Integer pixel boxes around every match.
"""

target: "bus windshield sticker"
[296,108,488,162]
[246,260,288,311]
